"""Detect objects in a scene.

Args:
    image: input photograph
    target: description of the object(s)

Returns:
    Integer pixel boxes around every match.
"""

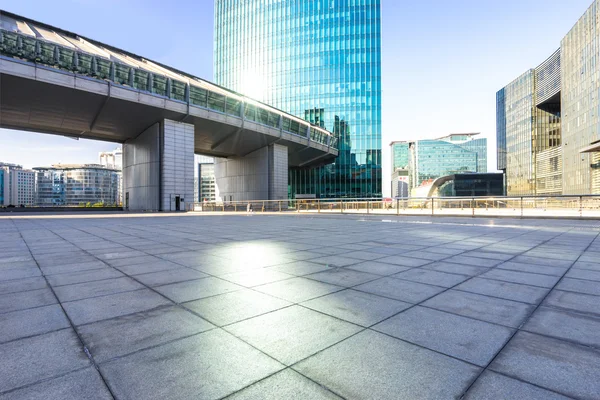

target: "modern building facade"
[0,162,35,206]
[411,173,504,197]
[214,0,382,198]
[390,133,487,196]
[497,0,600,195]
[34,164,119,206]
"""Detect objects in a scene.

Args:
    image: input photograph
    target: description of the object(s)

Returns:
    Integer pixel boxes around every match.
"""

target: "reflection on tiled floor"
[0,212,599,399]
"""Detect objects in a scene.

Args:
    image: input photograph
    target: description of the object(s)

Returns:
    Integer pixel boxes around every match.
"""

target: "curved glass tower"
[215,0,382,198]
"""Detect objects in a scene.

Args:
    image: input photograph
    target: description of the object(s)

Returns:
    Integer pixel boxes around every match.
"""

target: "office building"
[0,162,36,206]
[390,133,487,196]
[196,155,216,202]
[497,0,600,195]
[214,0,382,198]
[34,164,119,206]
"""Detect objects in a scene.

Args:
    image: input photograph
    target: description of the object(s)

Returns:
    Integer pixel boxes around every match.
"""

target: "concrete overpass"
[0,10,338,210]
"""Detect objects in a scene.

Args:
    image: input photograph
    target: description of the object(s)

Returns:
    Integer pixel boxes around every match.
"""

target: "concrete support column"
[214,143,288,202]
[123,119,194,211]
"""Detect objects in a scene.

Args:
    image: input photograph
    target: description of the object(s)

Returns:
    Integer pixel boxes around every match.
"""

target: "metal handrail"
[191,195,600,219]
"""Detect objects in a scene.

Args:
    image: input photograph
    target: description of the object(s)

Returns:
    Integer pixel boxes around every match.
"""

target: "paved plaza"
[0,212,599,399]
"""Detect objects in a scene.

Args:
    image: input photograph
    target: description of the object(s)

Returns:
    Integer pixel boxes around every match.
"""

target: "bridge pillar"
[123,119,194,211]
[214,143,288,202]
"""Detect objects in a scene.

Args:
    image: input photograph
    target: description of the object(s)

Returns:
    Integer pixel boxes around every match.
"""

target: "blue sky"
[0,0,593,192]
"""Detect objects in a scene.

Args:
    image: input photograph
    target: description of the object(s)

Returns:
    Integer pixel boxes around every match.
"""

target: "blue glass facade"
[410,138,487,188]
[214,0,382,198]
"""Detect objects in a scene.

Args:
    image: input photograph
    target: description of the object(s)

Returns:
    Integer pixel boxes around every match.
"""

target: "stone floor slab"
[480,269,560,288]
[154,277,242,303]
[226,305,361,365]
[0,329,90,393]
[133,268,208,287]
[524,306,600,348]
[53,276,144,302]
[294,329,480,400]
[455,277,549,304]
[491,331,600,399]
[0,304,70,344]
[0,367,113,400]
[423,289,535,328]
[78,305,214,362]
[543,290,600,316]
[254,277,342,303]
[354,277,445,303]
[464,370,571,400]
[100,329,284,400]
[393,268,470,288]
[63,289,171,325]
[184,289,291,326]
[0,276,47,295]
[305,268,380,287]
[226,369,343,400]
[302,289,411,326]
[0,288,56,314]
[374,306,513,366]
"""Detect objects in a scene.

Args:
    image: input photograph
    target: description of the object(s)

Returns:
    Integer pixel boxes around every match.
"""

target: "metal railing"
[192,195,600,219]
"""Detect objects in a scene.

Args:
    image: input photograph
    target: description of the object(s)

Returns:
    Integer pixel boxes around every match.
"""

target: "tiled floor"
[0,212,599,399]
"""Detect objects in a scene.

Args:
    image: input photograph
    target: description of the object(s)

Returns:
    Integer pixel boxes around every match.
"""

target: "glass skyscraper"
[214,0,382,198]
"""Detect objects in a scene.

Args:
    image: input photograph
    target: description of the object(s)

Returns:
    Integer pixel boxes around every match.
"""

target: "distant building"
[390,133,488,196]
[34,164,119,206]
[0,162,36,206]
[196,155,216,202]
[99,148,123,170]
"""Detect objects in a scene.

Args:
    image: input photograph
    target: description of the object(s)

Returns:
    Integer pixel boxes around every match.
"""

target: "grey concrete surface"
[0,212,599,399]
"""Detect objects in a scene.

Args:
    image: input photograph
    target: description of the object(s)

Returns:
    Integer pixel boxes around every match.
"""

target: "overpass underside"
[0,16,337,210]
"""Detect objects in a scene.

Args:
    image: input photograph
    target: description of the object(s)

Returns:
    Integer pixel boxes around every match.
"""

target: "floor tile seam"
[12,219,119,400]
[0,326,72,347]
[558,274,600,284]
[299,272,383,288]
[219,366,349,400]
[519,324,600,353]
[0,299,60,316]
[531,301,600,318]
[93,324,221,366]
[416,303,525,330]
[450,287,544,306]
[48,274,128,288]
[456,227,600,399]
[0,365,93,397]
[208,303,299,329]
[482,368,581,400]
[470,275,557,289]
[40,266,109,276]
[57,286,152,305]
[495,264,570,276]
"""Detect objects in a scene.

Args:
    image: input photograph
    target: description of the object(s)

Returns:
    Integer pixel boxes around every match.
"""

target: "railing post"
[520,197,524,218]
[472,197,475,217]
[367,200,370,214]
[431,198,434,216]
[234,203,237,212]
[340,200,343,213]
[580,196,583,218]
[262,201,265,212]
[318,200,321,213]
[279,201,282,212]
[396,199,400,216]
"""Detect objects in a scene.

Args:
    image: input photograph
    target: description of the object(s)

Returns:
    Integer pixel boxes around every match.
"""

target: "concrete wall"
[123,119,194,211]
[123,123,160,211]
[214,143,288,202]
[268,143,288,200]
[162,120,195,211]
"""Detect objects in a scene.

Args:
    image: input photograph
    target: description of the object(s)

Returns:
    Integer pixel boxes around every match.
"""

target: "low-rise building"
[0,162,36,206]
